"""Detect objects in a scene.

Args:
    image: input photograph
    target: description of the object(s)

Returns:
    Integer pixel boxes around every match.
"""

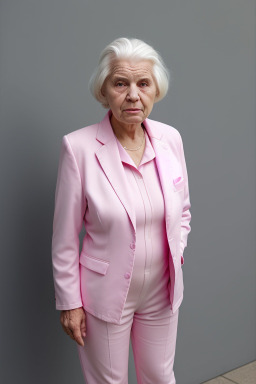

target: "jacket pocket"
[80,252,110,275]
[173,177,185,192]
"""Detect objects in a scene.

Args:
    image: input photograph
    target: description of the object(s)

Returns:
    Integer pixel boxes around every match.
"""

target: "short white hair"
[89,37,170,108]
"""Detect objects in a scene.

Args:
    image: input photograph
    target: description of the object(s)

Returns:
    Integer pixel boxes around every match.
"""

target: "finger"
[67,330,76,341]
[61,324,75,340]
[80,315,87,338]
[72,327,85,347]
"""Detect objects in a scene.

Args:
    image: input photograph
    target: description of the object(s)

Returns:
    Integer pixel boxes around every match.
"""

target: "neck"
[110,114,144,141]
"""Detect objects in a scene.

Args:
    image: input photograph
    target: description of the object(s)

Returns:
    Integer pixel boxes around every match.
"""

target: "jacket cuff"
[55,300,83,311]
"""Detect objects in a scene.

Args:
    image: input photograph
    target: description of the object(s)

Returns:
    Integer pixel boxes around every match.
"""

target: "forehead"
[109,59,154,79]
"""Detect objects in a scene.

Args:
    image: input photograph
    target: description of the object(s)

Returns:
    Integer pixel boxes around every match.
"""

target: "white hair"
[89,37,170,108]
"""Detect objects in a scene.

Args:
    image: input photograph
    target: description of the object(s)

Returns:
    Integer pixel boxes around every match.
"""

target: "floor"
[202,360,256,384]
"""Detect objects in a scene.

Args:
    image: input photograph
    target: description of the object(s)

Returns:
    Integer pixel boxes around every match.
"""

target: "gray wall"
[1,1,255,383]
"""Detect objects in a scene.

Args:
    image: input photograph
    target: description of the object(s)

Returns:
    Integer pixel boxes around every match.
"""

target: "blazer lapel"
[143,118,177,231]
[95,111,136,232]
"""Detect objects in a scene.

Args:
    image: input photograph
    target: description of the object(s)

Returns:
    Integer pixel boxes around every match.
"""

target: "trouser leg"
[131,307,179,384]
[77,311,133,384]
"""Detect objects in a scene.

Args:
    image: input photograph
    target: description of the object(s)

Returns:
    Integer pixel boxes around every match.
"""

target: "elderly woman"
[52,37,191,384]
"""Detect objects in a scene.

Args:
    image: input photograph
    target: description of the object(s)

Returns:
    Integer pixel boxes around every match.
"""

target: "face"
[102,59,158,127]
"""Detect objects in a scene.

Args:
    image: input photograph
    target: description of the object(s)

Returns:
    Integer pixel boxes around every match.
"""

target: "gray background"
[1,1,255,383]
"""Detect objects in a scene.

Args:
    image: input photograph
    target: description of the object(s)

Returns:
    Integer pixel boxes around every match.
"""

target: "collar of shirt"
[114,128,156,168]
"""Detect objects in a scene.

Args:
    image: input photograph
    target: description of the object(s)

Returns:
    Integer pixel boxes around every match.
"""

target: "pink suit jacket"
[51,110,191,324]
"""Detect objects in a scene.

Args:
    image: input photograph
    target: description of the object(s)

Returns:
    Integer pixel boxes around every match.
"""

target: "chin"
[123,115,145,123]
[125,119,144,126]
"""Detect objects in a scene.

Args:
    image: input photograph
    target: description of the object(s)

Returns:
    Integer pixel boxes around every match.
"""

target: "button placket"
[130,243,135,250]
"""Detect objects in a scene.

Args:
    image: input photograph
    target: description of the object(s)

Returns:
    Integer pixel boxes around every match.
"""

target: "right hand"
[60,307,87,346]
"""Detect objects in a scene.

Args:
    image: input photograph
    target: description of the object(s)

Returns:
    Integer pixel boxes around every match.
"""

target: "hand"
[60,307,86,346]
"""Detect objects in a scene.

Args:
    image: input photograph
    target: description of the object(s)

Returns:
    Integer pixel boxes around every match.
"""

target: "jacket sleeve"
[51,135,87,310]
[177,131,191,265]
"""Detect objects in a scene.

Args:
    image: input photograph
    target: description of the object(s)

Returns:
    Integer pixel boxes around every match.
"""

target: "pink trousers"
[77,253,179,384]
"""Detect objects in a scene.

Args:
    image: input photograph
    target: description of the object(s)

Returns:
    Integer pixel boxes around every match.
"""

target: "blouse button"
[124,272,131,279]
[130,243,135,250]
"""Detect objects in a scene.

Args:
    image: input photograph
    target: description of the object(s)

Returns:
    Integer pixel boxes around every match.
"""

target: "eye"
[140,81,148,87]
[115,81,125,87]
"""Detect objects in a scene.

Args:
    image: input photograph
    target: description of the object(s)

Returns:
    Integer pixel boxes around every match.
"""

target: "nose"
[126,84,140,102]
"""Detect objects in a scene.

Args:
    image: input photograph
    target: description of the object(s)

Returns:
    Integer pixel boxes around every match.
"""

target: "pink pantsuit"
[51,110,191,383]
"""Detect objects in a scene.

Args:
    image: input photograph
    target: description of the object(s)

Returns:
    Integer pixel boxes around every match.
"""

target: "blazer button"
[124,272,131,279]
[130,243,135,250]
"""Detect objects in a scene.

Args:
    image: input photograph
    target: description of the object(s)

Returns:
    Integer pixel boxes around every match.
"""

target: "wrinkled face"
[102,59,158,127]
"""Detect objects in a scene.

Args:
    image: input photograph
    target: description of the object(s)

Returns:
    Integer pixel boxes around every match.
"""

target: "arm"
[178,132,191,264]
[51,135,87,310]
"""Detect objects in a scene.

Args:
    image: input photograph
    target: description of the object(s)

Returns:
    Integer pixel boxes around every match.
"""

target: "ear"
[155,88,160,100]
[100,85,108,105]
[101,82,110,104]
[101,84,105,97]
[100,92,109,108]
[156,83,161,96]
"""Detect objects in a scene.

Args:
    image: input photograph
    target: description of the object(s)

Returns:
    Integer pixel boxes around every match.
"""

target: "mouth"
[124,108,141,112]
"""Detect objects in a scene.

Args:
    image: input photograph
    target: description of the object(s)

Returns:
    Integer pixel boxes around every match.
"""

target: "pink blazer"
[51,110,191,324]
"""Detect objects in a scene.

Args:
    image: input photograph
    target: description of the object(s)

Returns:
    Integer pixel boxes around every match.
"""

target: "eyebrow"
[111,75,152,83]
[112,76,128,82]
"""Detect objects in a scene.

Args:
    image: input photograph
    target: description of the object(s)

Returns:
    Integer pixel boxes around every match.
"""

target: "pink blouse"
[114,128,171,305]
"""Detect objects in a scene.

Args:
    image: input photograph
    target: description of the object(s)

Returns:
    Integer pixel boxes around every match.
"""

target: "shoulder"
[65,122,98,146]
[146,117,182,145]
[60,122,100,158]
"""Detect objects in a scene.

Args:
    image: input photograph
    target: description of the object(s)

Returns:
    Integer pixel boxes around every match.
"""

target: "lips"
[124,108,141,111]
